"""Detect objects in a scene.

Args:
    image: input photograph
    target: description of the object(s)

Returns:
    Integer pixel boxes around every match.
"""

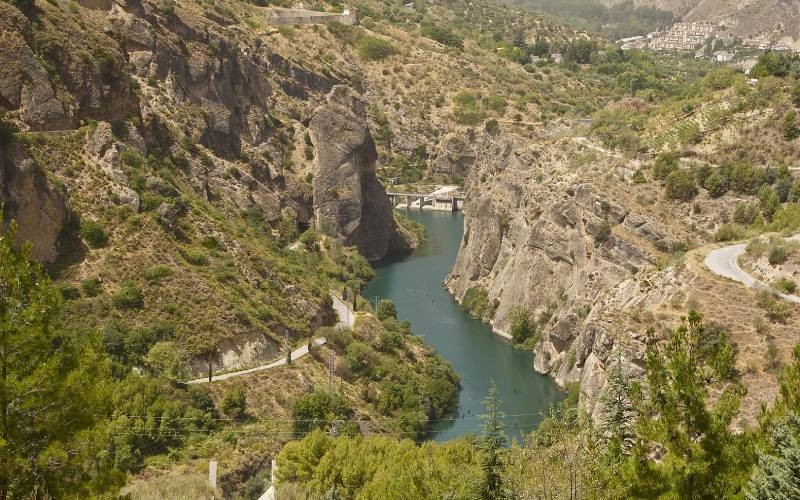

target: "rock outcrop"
[310,86,394,261]
[0,142,68,262]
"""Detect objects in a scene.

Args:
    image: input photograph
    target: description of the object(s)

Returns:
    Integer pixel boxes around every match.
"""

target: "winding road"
[704,235,800,304]
[186,293,355,384]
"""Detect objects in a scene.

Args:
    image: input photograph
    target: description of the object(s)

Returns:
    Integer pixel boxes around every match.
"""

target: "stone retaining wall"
[267,9,357,26]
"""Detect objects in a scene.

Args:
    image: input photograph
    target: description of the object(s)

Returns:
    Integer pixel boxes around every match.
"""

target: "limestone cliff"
[445,134,702,415]
[310,86,394,261]
[0,142,68,262]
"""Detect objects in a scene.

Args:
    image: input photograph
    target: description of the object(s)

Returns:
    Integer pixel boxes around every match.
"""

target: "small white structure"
[552,52,562,63]
[209,460,218,489]
[714,50,734,62]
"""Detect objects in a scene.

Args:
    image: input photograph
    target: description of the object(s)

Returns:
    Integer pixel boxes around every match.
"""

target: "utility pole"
[328,352,335,394]
[285,331,291,365]
[369,295,380,314]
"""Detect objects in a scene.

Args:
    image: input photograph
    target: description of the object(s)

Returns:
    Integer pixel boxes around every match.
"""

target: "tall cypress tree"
[479,380,507,499]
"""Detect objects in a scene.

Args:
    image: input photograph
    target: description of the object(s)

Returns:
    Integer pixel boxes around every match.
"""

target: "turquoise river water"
[363,210,563,443]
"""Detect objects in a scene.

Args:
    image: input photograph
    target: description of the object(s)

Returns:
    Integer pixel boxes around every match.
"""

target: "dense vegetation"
[0,206,459,496]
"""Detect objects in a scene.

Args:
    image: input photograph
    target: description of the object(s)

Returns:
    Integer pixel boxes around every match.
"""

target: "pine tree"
[479,380,507,499]
[746,412,800,499]
[624,311,753,498]
[0,218,120,497]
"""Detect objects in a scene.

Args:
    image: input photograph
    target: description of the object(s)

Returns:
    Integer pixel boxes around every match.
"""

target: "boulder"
[309,86,394,261]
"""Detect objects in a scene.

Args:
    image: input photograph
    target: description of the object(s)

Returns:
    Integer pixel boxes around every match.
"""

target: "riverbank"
[444,285,514,341]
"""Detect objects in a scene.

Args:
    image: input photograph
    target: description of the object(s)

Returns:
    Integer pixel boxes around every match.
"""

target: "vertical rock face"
[310,85,394,261]
[0,143,68,262]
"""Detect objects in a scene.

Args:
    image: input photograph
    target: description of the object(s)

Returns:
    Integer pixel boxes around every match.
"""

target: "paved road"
[704,235,800,304]
[186,337,327,384]
[186,292,356,384]
[331,293,355,327]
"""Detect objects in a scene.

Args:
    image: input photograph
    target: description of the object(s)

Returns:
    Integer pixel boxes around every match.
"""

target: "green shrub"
[653,152,679,180]
[758,186,781,221]
[773,277,797,294]
[756,291,791,323]
[58,283,80,300]
[221,387,247,419]
[345,341,377,377]
[732,203,759,225]
[420,24,463,49]
[792,81,800,107]
[378,329,403,352]
[461,286,490,319]
[200,235,221,250]
[509,306,532,344]
[712,223,746,242]
[728,161,765,195]
[143,264,172,281]
[292,390,353,437]
[482,95,506,112]
[377,300,397,321]
[595,219,612,246]
[664,170,697,202]
[484,119,500,136]
[80,276,102,297]
[704,172,729,198]
[783,111,799,141]
[632,170,646,184]
[120,148,145,169]
[80,219,109,248]
[768,245,786,265]
[184,249,209,266]
[452,91,486,126]
[112,280,144,309]
[356,35,397,61]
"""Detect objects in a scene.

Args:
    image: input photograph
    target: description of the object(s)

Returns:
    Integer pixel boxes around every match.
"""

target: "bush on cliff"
[461,286,490,319]
[509,306,533,344]
[357,35,397,61]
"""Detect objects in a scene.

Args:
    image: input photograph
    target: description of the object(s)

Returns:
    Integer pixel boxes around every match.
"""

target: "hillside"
[2,0,800,494]
[603,0,800,46]
[0,0,617,494]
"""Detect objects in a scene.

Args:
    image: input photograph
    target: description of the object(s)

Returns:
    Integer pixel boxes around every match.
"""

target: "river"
[363,210,563,443]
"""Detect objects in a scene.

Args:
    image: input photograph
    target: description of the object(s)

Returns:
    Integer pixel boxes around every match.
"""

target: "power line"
[112,411,547,423]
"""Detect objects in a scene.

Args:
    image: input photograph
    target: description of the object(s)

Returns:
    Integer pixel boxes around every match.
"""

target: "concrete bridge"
[386,185,465,212]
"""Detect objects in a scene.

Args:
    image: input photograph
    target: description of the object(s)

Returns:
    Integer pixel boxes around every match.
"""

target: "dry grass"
[122,467,221,500]
[684,247,800,426]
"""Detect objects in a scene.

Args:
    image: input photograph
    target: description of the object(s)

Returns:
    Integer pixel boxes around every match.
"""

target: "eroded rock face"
[0,143,68,262]
[310,85,394,261]
[444,135,678,415]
